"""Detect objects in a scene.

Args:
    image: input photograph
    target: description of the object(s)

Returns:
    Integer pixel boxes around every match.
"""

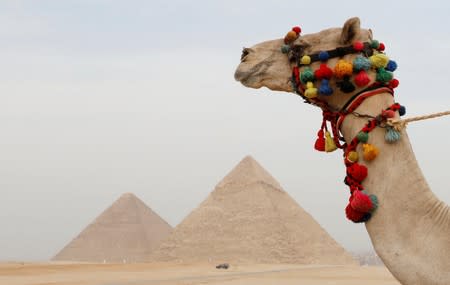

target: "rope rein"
[387,110,450,131]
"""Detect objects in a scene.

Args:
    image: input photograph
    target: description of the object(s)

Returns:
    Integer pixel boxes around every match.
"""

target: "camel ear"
[340,17,361,44]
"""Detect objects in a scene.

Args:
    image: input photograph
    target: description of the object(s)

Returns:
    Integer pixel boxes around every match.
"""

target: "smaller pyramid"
[149,156,356,265]
[53,193,172,263]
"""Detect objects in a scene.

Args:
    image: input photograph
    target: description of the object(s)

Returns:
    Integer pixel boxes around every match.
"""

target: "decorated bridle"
[281,26,406,223]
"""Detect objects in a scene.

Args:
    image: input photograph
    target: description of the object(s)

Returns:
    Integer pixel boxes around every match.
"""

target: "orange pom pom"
[284,31,298,44]
[362,144,379,161]
[334,60,353,79]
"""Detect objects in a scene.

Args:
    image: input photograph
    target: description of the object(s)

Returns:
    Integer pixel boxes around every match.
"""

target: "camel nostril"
[241,48,250,61]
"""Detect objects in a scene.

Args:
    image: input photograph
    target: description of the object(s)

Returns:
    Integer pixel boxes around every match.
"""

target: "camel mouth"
[234,63,264,89]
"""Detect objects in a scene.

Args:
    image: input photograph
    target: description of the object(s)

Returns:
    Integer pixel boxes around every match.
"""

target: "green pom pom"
[356,131,369,143]
[300,68,315,84]
[281,44,290,54]
[376,68,393,83]
[370,40,380,49]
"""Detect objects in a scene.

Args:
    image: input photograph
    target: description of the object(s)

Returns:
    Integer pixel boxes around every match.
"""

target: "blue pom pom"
[353,56,371,71]
[281,44,290,54]
[319,79,333,95]
[318,51,329,62]
[386,60,398,72]
[399,105,406,116]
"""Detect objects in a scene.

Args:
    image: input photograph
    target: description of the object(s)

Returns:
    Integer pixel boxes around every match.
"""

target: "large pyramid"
[149,156,356,265]
[53,193,172,263]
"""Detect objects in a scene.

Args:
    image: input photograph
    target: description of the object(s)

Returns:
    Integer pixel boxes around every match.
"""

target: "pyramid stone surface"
[149,156,356,265]
[53,193,172,263]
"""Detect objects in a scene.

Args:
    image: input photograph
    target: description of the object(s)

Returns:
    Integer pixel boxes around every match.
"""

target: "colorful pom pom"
[370,53,390,68]
[314,129,325,151]
[314,64,333,80]
[339,77,355,93]
[386,60,397,72]
[388,78,399,89]
[353,41,364,52]
[319,79,333,95]
[353,56,371,71]
[292,26,301,35]
[399,105,406,116]
[378,42,385,51]
[370,40,380,49]
[281,44,290,54]
[347,151,359,163]
[347,163,368,182]
[385,127,401,143]
[354,70,370,87]
[300,55,311,65]
[376,68,393,83]
[334,60,353,78]
[356,131,369,143]
[318,51,329,62]
[325,131,337,152]
[351,190,374,212]
[362,143,379,161]
[300,68,315,83]
[304,81,318,99]
[345,203,366,223]
[284,30,298,44]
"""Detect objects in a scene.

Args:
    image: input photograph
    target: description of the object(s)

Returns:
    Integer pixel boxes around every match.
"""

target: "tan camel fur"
[234,17,450,285]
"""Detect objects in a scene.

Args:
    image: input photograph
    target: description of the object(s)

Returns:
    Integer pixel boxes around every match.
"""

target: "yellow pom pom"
[285,31,298,44]
[347,151,359,163]
[325,131,337,152]
[300,55,311,65]
[362,143,379,161]
[334,60,353,78]
[370,53,389,68]
[304,81,317,98]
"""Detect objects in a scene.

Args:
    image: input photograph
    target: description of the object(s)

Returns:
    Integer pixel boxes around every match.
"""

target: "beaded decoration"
[281,26,406,223]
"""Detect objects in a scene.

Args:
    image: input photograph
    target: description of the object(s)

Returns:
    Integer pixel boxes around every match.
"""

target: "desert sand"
[0,262,400,285]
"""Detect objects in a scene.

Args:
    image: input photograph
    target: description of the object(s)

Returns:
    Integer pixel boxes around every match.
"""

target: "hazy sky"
[1,0,450,261]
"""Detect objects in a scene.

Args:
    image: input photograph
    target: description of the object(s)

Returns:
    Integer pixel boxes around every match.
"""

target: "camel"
[234,17,450,285]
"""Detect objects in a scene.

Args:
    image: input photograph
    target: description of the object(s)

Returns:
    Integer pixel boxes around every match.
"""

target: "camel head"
[234,17,397,110]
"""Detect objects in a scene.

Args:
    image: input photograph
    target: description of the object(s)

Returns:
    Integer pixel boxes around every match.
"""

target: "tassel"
[324,131,337,152]
[314,129,325,151]
[385,127,401,143]
[350,190,374,213]
[319,79,333,95]
[362,144,379,161]
[345,203,366,223]
[304,81,318,98]
[381,109,396,118]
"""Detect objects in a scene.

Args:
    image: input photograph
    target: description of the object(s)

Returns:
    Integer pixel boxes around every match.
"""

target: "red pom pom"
[350,190,373,212]
[314,64,333,80]
[353,41,364,52]
[314,129,325,151]
[345,203,366,222]
[389,78,399,89]
[378,43,385,51]
[347,163,368,182]
[292,26,301,35]
[354,70,370,87]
